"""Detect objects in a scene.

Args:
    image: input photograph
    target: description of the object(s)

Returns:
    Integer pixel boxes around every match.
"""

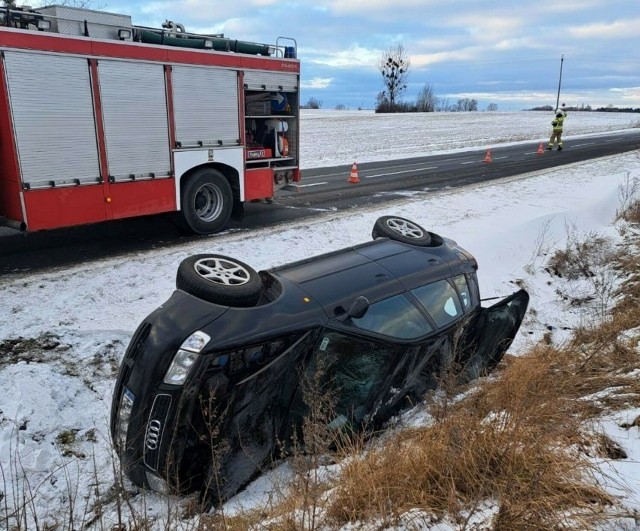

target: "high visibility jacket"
[552,114,565,132]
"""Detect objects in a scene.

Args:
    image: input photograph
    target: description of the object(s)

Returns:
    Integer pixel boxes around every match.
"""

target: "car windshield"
[350,293,433,339]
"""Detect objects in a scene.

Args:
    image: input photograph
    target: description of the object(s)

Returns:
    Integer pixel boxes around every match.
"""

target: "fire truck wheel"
[176,254,263,306]
[181,169,233,234]
[371,216,432,246]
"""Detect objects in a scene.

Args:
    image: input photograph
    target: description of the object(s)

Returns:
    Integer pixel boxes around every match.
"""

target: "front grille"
[143,393,172,471]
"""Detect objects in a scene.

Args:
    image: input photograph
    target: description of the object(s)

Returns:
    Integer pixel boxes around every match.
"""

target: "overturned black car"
[110,216,529,504]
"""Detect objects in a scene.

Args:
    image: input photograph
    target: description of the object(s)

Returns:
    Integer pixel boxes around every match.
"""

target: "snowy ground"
[299,110,640,168]
[0,111,639,529]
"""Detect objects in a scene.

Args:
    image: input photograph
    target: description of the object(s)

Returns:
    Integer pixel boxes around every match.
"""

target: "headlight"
[115,387,135,450]
[163,331,211,385]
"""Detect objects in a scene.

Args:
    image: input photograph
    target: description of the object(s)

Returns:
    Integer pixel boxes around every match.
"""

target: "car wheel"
[181,168,233,235]
[372,216,432,246]
[176,254,263,307]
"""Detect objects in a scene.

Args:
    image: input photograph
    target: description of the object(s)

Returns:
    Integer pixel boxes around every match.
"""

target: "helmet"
[556,112,563,118]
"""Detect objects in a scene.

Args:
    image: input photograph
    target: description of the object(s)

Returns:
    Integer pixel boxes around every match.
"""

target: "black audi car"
[110,216,529,504]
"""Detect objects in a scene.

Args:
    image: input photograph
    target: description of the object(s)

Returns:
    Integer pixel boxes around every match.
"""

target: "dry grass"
[324,344,621,529]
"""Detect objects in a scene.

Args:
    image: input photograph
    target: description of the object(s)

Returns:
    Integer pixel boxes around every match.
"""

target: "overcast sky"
[98,0,639,110]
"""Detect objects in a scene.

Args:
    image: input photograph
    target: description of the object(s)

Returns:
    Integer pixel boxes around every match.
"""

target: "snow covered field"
[0,111,639,529]
[299,110,640,168]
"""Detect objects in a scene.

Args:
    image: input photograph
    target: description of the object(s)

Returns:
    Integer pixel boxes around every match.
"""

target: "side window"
[453,274,472,312]
[350,294,433,339]
[223,333,303,376]
[412,279,463,328]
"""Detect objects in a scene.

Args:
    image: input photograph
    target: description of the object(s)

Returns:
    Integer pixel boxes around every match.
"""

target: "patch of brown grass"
[616,176,640,224]
[324,343,623,529]
[546,235,612,280]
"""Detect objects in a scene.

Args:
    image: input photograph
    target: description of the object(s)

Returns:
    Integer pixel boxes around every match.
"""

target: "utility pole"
[555,54,564,111]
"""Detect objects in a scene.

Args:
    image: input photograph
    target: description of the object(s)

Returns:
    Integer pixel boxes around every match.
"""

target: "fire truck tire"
[181,169,233,234]
[176,254,263,306]
[371,216,432,246]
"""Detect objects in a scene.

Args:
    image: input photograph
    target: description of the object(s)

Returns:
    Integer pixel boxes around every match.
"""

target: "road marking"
[571,142,594,147]
[365,166,438,178]
[294,182,329,188]
[461,161,475,165]
[282,205,335,212]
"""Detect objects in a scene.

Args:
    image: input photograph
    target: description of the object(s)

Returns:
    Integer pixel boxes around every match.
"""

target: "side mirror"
[347,296,370,319]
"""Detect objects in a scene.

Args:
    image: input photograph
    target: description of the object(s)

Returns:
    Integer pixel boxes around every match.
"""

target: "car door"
[455,289,530,382]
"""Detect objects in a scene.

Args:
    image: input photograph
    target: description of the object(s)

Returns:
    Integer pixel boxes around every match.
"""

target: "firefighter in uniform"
[547,104,567,151]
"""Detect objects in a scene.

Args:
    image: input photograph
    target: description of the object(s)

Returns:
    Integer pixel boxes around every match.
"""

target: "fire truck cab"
[0,5,300,234]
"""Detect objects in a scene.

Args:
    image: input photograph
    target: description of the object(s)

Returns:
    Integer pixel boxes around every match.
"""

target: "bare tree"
[486,103,498,112]
[58,0,105,7]
[456,98,478,112]
[436,97,451,112]
[305,97,322,109]
[378,44,410,108]
[416,83,438,112]
[375,90,394,112]
[2,0,104,8]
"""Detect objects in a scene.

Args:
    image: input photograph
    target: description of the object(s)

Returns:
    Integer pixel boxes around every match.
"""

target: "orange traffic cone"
[483,149,492,163]
[536,142,545,155]
[347,162,360,183]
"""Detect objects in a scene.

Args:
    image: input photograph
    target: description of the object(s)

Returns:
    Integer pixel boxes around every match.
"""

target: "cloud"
[410,48,478,68]
[492,37,540,52]
[301,77,334,89]
[138,0,277,23]
[323,0,440,16]
[538,0,609,13]
[568,18,640,39]
[447,14,525,43]
[309,45,380,68]
[609,86,640,104]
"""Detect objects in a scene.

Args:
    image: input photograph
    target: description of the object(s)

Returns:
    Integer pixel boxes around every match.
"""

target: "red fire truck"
[0,5,300,234]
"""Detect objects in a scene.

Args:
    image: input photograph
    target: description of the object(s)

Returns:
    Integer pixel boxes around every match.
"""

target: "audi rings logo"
[145,420,162,451]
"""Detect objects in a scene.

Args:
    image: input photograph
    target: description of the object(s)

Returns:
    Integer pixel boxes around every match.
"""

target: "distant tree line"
[301,97,323,109]
[376,92,485,113]
[529,104,640,113]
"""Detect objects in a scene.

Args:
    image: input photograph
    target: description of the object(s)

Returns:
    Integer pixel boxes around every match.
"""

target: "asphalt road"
[1,131,639,276]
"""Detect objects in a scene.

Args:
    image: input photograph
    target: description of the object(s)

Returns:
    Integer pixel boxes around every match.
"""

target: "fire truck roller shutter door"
[181,167,233,234]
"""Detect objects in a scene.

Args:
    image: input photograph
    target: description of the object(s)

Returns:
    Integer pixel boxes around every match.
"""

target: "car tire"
[176,254,263,307]
[372,216,432,246]
[181,168,233,235]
